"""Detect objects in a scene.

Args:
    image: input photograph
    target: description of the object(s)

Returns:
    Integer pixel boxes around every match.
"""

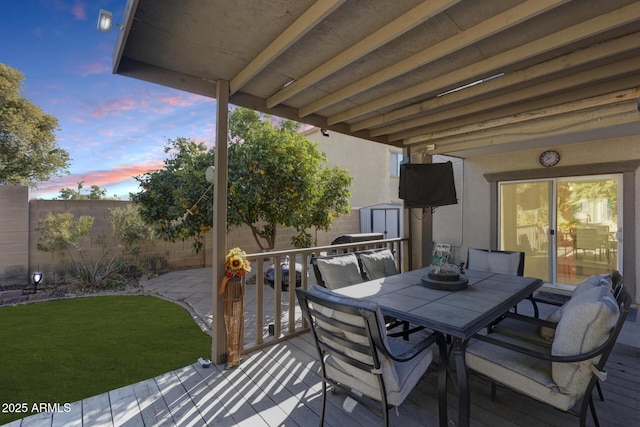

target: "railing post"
[241,238,408,353]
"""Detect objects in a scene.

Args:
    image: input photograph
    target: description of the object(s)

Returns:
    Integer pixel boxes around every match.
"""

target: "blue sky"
[2,0,218,199]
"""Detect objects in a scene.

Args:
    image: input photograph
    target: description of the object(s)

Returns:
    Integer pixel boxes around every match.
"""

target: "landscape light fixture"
[97,9,122,32]
[320,128,330,137]
[32,272,43,294]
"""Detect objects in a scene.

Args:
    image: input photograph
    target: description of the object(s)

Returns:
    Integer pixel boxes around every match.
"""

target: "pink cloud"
[78,61,110,76]
[160,95,192,107]
[32,161,165,196]
[91,98,138,118]
[71,2,86,20]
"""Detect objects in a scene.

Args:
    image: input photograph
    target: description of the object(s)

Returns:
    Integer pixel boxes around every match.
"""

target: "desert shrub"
[37,206,161,290]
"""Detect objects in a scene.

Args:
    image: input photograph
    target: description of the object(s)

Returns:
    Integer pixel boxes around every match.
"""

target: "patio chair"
[358,248,400,280]
[311,252,366,290]
[466,248,536,315]
[491,272,623,343]
[466,248,525,276]
[310,248,397,288]
[575,227,599,260]
[489,272,623,402]
[311,250,422,339]
[296,285,447,427]
[466,284,631,427]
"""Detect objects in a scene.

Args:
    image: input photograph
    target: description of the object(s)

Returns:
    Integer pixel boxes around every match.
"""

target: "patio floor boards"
[5,327,639,427]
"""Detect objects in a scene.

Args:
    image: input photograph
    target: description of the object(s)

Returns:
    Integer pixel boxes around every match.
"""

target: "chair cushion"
[315,253,364,289]
[539,273,614,340]
[551,285,619,395]
[467,248,521,275]
[326,336,433,406]
[467,333,578,411]
[573,273,612,297]
[359,249,399,280]
[304,285,432,406]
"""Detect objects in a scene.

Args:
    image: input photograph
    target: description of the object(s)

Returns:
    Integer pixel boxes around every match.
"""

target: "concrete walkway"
[139,267,310,347]
[140,268,216,335]
[140,266,639,351]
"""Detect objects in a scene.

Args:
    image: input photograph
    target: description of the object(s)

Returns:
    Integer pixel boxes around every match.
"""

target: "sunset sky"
[2,0,219,199]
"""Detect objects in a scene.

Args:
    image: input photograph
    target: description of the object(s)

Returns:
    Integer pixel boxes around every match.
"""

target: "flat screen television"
[399,162,458,209]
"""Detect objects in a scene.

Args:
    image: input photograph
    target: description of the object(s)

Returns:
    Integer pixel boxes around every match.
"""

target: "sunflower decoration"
[224,247,251,278]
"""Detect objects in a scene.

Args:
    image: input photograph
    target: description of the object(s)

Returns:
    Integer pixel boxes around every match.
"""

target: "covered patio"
[5,267,639,426]
[108,0,640,362]
[58,0,640,425]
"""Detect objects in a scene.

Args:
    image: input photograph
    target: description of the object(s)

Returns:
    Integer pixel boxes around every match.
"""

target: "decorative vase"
[222,276,244,368]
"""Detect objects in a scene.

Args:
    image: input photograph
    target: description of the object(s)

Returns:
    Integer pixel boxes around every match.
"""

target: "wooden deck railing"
[239,237,409,354]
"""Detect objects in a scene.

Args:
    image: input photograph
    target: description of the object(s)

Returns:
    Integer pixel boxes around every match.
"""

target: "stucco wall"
[0,186,29,285]
[435,135,640,303]
[22,198,360,284]
[305,128,404,208]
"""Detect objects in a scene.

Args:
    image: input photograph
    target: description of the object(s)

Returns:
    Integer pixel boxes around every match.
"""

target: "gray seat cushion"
[467,333,579,411]
[468,284,619,410]
[359,249,399,280]
[315,253,364,289]
[552,285,619,395]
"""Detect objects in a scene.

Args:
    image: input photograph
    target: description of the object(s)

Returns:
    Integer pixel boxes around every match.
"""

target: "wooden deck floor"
[5,321,639,427]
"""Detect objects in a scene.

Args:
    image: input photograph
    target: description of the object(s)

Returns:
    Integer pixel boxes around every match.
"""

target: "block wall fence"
[0,186,360,286]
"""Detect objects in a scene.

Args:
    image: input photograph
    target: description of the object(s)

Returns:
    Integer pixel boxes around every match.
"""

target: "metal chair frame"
[472,287,631,427]
[296,287,447,427]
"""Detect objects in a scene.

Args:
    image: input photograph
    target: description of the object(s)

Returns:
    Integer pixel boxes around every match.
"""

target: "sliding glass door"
[499,175,621,286]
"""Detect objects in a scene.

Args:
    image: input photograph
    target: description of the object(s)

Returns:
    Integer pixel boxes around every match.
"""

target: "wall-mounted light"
[320,128,330,137]
[32,272,43,294]
[97,9,122,32]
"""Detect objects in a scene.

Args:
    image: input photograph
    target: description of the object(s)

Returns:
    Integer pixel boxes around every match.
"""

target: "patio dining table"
[333,267,544,427]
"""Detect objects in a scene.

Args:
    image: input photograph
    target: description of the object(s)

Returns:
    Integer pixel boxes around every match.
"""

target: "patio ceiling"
[112,0,640,157]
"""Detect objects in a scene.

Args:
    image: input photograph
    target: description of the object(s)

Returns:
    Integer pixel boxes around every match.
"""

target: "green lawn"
[0,295,211,425]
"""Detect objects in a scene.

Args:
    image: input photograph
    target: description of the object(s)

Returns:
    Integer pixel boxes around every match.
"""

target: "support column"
[420,153,434,269]
[212,80,229,363]
[405,145,433,269]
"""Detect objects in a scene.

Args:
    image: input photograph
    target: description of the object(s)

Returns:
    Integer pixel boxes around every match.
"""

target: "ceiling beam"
[328,1,640,125]
[352,32,640,132]
[229,91,396,146]
[404,88,639,145]
[230,0,346,95]
[305,0,569,121]
[399,74,640,146]
[266,0,461,108]
[416,100,639,155]
[378,57,640,139]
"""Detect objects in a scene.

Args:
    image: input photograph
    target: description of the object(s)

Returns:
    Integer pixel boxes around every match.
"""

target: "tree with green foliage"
[0,63,70,186]
[132,137,214,253]
[37,206,158,288]
[56,181,109,200]
[227,108,352,249]
[132,107,352,252]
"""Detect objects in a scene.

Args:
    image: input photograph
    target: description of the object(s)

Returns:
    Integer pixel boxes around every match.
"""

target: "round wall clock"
[539,150,560,167]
